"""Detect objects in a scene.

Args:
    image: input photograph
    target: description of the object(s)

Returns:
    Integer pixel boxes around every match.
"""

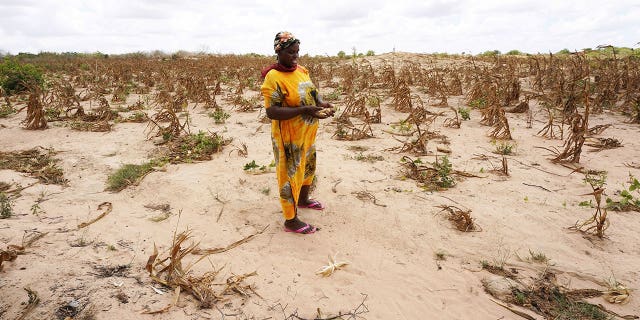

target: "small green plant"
[30,203,43,216]
[583,171,607,189]
[0,192,13,219]
[106,161,157,191]
[458,107,470,120]
[578,200,594,208]
[527,249,549,263]
[433,156,455,188]
[261,187,270,195]
[69,229,92,247]
[391,120,413,134]
[244,160,275,174]
[469,98,487,109]
[524,196,529,202]
[209,108,230,124]
[434,250,447,261]
[0,104,16,118]
[243,160,259,171]
[367,96,381,108]
[513,289,527,305]
[606,174,640,211]
[493,140,516,155]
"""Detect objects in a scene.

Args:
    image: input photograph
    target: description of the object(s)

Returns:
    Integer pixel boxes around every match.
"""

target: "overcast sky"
[1,0,638,56]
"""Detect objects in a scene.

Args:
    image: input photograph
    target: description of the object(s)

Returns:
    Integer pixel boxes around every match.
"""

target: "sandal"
[298,199,325,210]
[284,223,318,234]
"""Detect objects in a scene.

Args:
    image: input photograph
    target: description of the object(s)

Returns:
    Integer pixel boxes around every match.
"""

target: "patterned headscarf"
[273,31,300,53]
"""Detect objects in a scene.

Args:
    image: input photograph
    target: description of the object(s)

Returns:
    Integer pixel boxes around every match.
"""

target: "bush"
[0,58,44,95]
[337,51,346,59]
[480,50,501,57]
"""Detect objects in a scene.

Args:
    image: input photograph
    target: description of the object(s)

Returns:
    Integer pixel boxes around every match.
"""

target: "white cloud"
[0,0,638,55]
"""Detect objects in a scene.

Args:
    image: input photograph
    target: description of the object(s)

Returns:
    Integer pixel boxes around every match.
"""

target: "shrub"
[0,58,44,95]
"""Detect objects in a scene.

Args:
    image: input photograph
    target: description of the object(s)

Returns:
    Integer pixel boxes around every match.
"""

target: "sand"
[1,53,639,319]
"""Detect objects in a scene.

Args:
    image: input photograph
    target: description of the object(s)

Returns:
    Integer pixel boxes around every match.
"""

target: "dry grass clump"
[146,229,260,311]
[436,205,480,232]
[1,231,47,271]
[0,147,67,185]
[584,137,622,151]
[69,120,112,132]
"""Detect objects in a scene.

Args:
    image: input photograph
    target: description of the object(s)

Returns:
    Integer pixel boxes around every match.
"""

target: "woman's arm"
[266,103,323,120]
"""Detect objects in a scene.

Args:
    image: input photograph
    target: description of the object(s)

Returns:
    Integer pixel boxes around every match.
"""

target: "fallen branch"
[192,225,268,255]
[77,202,113,229]
[522,183,552,192]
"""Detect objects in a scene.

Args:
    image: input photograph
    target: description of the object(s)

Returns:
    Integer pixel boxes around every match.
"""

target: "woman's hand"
[304,104,334,119]
[317,102,335,119]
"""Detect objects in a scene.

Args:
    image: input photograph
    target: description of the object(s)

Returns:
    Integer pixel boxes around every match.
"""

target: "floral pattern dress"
[261,66,318,220]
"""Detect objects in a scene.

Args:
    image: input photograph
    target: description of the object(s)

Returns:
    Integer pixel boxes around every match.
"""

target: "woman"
[261,31,334,234]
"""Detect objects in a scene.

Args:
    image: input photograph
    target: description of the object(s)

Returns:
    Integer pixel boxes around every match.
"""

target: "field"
[1,51,639,319]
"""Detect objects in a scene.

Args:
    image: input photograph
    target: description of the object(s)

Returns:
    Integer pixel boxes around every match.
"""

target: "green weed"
[0,104,15,118]
[209,108,230,124]
[606,175,640,211]
[469,98,487,109]
[434,156,455,188]
[0,192,13,219]
[493,140,516,155]
[458,107,470,120]
[106,161,157,191]
[391,120,413,134]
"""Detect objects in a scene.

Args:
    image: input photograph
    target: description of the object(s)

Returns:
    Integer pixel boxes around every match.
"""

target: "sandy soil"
[1,53,639,319]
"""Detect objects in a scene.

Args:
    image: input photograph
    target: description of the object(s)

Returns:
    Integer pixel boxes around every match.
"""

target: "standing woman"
[261,31,334,234]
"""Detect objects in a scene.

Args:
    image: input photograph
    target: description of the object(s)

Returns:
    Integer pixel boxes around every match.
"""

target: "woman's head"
[274,31,300,68]
[273,31,299,53]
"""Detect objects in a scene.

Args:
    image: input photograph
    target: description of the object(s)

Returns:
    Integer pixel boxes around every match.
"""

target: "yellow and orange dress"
[261,66,318,220]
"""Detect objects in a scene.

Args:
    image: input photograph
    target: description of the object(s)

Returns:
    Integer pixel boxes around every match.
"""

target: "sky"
[1,0,639,56]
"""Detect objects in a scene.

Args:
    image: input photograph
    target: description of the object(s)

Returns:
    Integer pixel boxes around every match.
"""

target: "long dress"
[261,66,318,220]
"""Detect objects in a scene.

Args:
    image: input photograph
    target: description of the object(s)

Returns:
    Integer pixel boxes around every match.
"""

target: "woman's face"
[277,43,299,68]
